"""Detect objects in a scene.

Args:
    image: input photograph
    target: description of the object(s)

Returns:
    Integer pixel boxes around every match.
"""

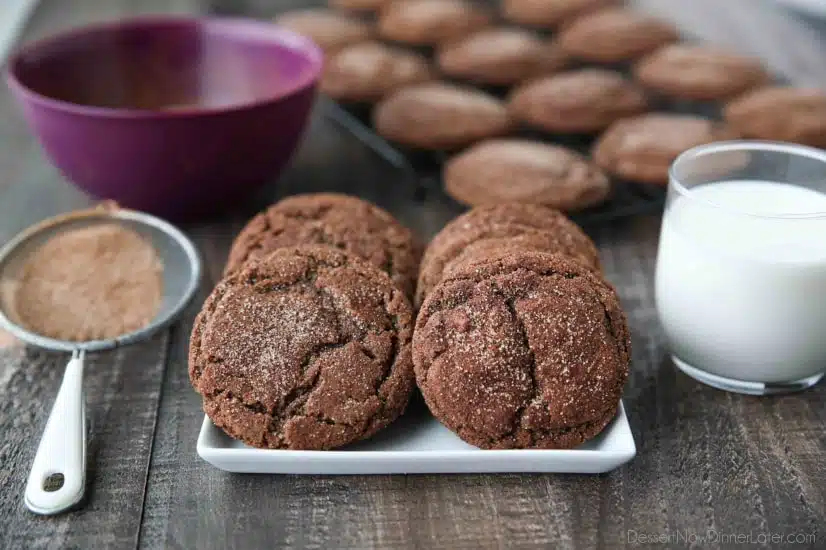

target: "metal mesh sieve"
[0,205,201,351]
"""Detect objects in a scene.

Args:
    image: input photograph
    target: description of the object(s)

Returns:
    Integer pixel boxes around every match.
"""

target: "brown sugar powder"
[12,223,163,342]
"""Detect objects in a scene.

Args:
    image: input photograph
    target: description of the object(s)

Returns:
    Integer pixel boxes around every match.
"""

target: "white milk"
[655,180,826,383]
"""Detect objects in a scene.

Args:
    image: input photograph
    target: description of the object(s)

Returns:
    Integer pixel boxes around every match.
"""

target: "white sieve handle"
[24,349,86,515]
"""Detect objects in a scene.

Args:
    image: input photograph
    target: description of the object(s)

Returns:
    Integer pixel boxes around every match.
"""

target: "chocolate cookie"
[224,193,419,298]
[634,44,769,101]
[416,203,600,307]
[275,9,372,54]
[190,246,415,450]
[373,82,513,150]
[413,251,630,449]
[436,28,568,87]
[321,42,433,103]
[592,113,738,185]
[724,87,826,148]
[558,8,679,63]
[444,139,611,210]
[503,0,618,29]
[441,231,595,283]
[330,0,392,14]
[430,202,596,240]
[508,68,648,133]
[377,0,492,46]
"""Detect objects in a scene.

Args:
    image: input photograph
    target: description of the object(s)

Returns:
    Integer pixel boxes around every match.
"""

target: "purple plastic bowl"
[6,17,322,218]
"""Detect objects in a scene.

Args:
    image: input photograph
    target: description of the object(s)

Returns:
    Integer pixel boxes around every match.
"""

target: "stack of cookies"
[189,195,632,451]
[275,0,826,207]
[413,202,630,449]
[189,194,421,450]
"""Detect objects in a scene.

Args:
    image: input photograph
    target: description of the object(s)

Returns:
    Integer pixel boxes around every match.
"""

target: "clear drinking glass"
[655,141,826,395]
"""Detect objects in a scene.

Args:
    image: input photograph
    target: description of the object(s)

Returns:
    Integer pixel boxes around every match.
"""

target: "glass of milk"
[655,141,826,395]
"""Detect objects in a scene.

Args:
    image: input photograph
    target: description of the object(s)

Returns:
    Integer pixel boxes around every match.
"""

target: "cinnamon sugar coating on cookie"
[416,203,600,307]
[190,246,415,450]
[413,251,630,449]
[225,193,420,298]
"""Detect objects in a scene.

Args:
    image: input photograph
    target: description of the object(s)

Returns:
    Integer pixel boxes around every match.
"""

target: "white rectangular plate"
[197,400,636,475]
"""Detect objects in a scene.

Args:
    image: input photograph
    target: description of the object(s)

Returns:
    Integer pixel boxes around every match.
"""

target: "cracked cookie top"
[224,193,420,299]
[413,251,629,449]
[190,246,415,450]
[416,203,600,308]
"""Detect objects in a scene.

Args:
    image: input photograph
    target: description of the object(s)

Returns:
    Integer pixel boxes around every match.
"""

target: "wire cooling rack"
[211,0,669,226]
[325,101,667,227]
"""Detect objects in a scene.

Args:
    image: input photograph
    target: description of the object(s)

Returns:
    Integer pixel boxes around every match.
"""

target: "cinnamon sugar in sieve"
[11,223,163,342]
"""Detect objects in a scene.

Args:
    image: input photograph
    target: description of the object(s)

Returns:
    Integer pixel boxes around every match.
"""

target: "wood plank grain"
[0,0,198,548]
[0,340,172,549]
[1,0,825,548]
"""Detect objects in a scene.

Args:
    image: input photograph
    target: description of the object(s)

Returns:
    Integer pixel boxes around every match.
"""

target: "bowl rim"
[4,15,323,119]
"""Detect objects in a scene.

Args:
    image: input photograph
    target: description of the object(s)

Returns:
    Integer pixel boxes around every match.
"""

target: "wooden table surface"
[1,0,825,548]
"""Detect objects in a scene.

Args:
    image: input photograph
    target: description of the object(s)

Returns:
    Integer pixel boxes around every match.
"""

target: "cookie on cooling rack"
[275,9,372,54]
[377,0,492,46]
[503,0,618,29]
[634,44,769,101]
[373,82,513,150]
[508,68,648,134]
[444,139,611,211]
[592,113,739,185]
[558,7,679,63]
[322,42,434,103]
[437,27,568,87]
[330,0,392,14]
[724,86,826,148]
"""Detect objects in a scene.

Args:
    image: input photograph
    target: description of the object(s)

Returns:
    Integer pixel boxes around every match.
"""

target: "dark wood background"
[1,0,825,548]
